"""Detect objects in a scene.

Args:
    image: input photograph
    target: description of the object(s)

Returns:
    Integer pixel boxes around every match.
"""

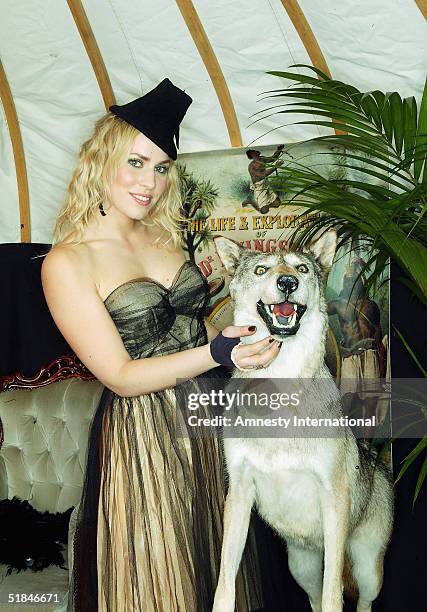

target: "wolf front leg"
[319,473,350,612]
[212,475,255,612]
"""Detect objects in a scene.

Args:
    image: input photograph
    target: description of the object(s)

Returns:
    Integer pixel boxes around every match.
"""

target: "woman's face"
[109,132,171,220]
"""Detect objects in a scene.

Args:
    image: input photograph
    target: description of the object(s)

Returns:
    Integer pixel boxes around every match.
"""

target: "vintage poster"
[180,143,390,425]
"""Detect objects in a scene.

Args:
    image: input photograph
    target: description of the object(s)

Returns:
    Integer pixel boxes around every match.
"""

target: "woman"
[42,79,281,612]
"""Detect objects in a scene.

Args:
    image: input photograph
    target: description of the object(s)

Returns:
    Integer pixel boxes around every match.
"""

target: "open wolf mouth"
[256,299,307,336]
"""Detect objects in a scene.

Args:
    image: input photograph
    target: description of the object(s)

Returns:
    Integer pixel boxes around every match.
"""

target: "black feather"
[0,497,74,575]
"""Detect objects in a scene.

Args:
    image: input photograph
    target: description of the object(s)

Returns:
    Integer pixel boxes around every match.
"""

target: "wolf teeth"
[272,310,296,329]
[264,303,298,328]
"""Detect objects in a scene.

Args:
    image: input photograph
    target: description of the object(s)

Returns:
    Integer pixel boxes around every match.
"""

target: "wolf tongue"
[273,302,295,317]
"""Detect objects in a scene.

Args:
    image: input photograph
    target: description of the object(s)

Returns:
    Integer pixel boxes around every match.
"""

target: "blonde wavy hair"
[52,113,185,248]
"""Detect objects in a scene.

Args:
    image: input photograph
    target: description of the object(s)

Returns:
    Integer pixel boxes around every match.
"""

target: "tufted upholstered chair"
[0,378,103,611]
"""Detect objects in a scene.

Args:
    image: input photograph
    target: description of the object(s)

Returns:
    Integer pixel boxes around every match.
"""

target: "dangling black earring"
[99,203,106,216]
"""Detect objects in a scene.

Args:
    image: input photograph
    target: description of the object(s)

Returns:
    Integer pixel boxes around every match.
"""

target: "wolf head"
[214,230,337,339]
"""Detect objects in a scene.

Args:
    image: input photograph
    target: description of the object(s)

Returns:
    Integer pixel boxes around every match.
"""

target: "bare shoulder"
[41,241,132,392]
[41,242,95,293]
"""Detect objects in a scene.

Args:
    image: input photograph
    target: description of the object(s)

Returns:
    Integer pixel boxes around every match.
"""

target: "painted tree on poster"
[178,163,219,262]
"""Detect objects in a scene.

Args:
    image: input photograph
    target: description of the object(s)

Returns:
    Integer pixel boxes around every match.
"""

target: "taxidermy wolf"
[212,231,393,612]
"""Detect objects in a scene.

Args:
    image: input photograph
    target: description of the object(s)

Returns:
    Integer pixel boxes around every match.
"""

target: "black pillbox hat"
[109,78,192,160]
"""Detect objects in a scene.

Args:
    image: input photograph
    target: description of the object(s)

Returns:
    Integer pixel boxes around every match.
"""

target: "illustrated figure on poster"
[328,257,388,424]
[242,145,284,213]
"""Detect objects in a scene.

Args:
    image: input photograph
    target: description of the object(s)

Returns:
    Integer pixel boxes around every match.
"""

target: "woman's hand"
[220,325,282,370]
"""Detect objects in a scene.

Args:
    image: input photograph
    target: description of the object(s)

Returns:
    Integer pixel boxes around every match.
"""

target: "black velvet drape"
[0,243,73,379]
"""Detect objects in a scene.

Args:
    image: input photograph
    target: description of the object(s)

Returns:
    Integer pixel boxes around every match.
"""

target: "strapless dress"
[67,261,261,612]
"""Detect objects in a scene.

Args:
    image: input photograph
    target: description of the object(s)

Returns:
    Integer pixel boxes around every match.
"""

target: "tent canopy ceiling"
[0,0,426,243]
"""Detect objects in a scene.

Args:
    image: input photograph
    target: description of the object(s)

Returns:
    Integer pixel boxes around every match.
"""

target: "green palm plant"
[259,65,427,502]
[259,65,427,302]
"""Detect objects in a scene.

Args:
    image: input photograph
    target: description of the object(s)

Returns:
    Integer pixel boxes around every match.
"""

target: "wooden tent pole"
[280,1,346,134]
[0,60,31,243]
[280,0,331,78]
[415,1,427,19]
[176,0,242,147]
[66,0,116,109]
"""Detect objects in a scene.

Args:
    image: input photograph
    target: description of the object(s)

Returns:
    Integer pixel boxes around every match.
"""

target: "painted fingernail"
[248,326,256,331]
[269,338,274,343]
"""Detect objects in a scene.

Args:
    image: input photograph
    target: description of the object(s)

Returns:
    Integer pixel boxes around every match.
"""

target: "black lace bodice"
[103,260,209,359]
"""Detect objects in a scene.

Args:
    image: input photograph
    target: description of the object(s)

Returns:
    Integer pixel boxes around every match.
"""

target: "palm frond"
[262,66,427,303]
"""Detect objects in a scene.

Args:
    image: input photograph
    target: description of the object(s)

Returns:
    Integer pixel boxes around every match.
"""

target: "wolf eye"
[255,265,268,275]
[297,264,309,273]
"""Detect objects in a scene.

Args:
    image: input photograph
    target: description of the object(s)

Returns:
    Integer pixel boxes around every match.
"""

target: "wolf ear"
[309,230,337,271]
[213,236,243,274]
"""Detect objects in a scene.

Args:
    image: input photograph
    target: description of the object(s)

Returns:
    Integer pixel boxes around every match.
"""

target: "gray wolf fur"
[212,231,393,612]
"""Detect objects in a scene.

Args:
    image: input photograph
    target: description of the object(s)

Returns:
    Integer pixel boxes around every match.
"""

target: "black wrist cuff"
[209,333,240,367]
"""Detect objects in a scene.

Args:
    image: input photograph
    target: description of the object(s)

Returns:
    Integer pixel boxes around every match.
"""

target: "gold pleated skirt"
[95,388,262,612]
